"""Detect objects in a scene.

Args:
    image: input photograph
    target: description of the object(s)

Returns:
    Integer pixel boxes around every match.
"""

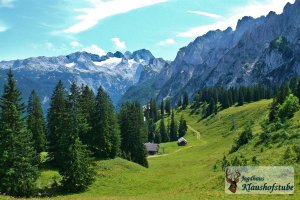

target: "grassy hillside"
[1,99,300,200]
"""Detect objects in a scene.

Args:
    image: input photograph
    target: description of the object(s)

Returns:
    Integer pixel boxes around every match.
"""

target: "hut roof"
[145,142,159,152]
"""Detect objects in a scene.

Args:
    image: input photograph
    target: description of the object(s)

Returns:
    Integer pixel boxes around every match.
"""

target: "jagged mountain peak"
[0,48,167,110]
[132,49,155,61]
[236,16,255,30]
[154,0,300,104]
[67,51,103,63]
[113,51,124,58]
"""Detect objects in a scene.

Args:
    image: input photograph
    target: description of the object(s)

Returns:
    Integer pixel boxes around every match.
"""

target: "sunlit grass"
[1,99,300,199]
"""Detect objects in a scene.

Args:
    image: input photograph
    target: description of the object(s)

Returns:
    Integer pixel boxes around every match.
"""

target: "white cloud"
[158,38,176,46]
[64,0,168,34]
[0,22,8,32]
[82,44,106,56]
[111,37,126,51]
[70,41,83,48]
[0,0,15,7]
[179,0,295,38]
[187,10,222,19]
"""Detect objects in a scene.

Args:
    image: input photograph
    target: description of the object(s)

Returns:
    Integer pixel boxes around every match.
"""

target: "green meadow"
[2,99,299,200]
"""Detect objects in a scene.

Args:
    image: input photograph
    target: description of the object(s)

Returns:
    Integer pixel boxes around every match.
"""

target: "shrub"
[283,146,293,160]
[230,124,253,153]
[293,145,300,163]
[278,94,300,121]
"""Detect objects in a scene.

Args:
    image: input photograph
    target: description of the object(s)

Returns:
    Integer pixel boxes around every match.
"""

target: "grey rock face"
[156,0,300,104]
[0,50,166,111]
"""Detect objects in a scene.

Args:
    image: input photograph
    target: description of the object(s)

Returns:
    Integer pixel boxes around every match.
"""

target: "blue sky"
[0,0,295,61]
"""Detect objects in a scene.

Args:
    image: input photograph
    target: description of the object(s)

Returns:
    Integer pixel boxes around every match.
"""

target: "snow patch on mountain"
[0,49,167,109]
[65,62,75,68]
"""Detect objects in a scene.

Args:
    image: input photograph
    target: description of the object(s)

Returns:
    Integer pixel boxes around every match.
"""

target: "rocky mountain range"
[153,0,300,103]
[123,0,300,105]
[1,0,300,109]
[0,49,168,110]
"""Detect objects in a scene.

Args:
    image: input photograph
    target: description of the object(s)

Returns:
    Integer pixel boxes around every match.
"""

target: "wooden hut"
[145,143,159,155]
[177,137,187,146]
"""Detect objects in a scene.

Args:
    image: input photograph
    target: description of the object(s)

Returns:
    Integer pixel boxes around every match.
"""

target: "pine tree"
[289,77,299,95]
[182,92,189,109]
[160,117,169,142]
[296,80,300,100]
[231,123,253,153]
[206,98,216,117]
[0,69,39,197]
[177,97,182,108]
[149,99,158,122]
[277,83,290,104]
[222,92,230,109]
[165,98,171,115]
[233,88,239,104]
[169,110,177,141]
[78,85,95,144]
[120,102,148,167]
[192,91,201,108]
[91,86,120,158]
[160,100,164,116]
[154,131,161,144]
[27,90,47,153]
[58,83,96,192]
[278,94,300,121]
[67,83,90,141]
[47,80,69,167]
[269,97,279,122]
[228,90,233,106]
[238,89,244,106]
[147,118,155,142]
[178,115,188,138]
[60,136,95,192]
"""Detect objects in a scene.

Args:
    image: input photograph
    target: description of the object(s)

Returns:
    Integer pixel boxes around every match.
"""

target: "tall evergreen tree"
[165,98,171,115]
[59,83,95,192]
[166,118,170,140]
[0,70,39,197]
[91,86,120,158]
[182,92,189,109]
[78,85,95,144]
[67,83,89,140]
[238,89,244,106]
[120,102,148,167]
[233,88,239,104]
[228,90,233,106]
[206,98,216,117]
[268,97,279,122]
[147,118,155,142]
[47,80,69,167]
[27,90,47,153]
[222,92,230,109]
[177,97,182,108]
[277,83,290,104]
[60,137,95,192]
[192,91,201,108]
[148,99,158,122]
[178,115,188,138]
[160,117,169,142]
[154,131,161,144]
[160,100,164,116]
[289,77,299,95]
[169,110,177,141]
[296,80,300,100]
